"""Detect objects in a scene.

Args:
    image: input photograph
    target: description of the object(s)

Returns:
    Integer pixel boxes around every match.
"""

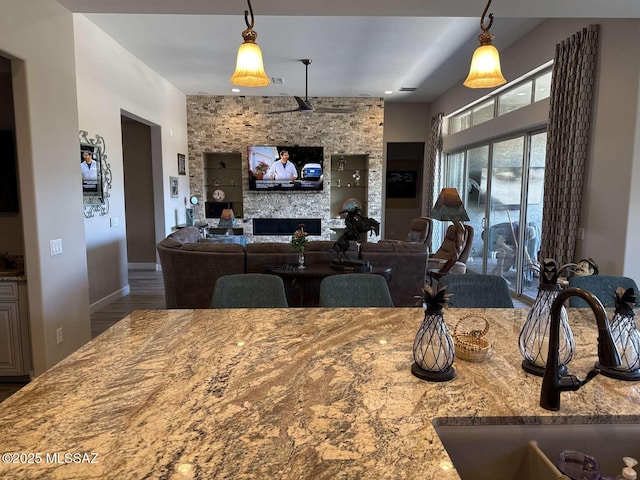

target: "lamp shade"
[231,41,270,87]
[220,208,235,221]
[430,188,470,222]
[463,43,506,89]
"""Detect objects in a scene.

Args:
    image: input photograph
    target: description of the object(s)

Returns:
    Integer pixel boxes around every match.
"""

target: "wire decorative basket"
[453,314,492,362]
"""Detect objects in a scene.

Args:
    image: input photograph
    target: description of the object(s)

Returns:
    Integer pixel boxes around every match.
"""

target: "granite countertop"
[0,270,25,281]
[0,308,639,479]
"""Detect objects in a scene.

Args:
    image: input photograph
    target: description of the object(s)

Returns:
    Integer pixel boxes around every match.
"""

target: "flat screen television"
[247,145,324,191]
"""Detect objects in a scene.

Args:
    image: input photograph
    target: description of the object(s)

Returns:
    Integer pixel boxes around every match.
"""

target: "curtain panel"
[540,24,599,265]
[425,112,444,247]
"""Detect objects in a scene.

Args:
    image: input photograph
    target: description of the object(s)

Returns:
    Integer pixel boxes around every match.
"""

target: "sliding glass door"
[446,130,546,300]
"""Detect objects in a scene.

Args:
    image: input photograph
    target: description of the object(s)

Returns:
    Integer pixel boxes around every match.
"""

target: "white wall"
[430,18,640,280]
[0,0,91,375]
[73,14,187,306]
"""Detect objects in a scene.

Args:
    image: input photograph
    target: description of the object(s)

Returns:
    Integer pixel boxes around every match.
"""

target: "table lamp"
[428,188,470,281]
[219,208,237,234]
[430,188,470,229]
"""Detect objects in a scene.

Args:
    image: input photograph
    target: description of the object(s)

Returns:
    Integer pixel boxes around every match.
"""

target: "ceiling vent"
[271,77,284,84]
[399,87,417,92]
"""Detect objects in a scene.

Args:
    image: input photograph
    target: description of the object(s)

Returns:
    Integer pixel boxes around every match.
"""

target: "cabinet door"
[0,302,23,375]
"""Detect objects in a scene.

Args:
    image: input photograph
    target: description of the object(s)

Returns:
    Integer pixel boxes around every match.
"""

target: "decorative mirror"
[80,130,112,218]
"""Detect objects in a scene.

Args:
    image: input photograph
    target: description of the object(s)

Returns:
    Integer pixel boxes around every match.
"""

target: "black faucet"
[540,287,621,411]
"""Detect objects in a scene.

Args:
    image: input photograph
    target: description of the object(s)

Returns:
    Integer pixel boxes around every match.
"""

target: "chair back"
[428,224,475,277]
[407,217,433,250]
[319,274,394,307]
[211,273,288,308]
[439,274,514,308]
[567,275,638,308]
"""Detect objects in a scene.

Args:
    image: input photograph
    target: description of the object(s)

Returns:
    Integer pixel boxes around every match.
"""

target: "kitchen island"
[0,308,639,479]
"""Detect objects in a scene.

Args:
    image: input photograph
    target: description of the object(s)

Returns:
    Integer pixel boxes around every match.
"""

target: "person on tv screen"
[268,150,298,181]
[81,151,98,181]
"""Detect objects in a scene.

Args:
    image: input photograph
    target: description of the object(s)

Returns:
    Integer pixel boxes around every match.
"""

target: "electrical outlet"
[56,327,63,345]
[110,217,120,228]
[577,228,585,240]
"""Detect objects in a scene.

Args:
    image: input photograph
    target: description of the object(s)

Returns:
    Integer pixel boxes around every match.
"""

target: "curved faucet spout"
[540,287,621,411]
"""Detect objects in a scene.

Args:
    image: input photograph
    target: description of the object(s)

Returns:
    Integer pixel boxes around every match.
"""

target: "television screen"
[247,145,324,191]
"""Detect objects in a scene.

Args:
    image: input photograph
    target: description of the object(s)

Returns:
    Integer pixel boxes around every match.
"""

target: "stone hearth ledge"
[0,308,639,479]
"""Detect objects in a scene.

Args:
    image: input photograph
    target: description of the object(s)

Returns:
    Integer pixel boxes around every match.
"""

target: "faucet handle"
[558,374,582,392]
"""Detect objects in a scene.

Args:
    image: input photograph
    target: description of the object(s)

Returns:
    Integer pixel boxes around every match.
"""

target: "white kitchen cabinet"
[0,280,30,377]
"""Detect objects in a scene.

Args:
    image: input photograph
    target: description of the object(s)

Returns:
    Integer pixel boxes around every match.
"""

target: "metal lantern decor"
[519,259,575,376]
[412,285,456,382]
[599,287,640,381]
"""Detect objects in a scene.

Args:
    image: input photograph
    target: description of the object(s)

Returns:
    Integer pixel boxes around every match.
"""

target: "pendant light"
[230,0,270,87]
[463,0,506,89]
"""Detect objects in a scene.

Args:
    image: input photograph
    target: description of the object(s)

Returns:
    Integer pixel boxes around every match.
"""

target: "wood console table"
[266,263,392,307]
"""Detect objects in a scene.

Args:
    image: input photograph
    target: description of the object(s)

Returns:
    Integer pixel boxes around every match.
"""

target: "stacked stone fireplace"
[187,95,384,242]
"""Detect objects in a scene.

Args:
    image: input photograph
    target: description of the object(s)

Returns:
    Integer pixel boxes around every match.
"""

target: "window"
[446,64,553,135]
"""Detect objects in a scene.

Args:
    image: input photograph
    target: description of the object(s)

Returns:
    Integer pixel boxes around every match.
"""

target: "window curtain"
[425,112,444,247]
[539,24,599,265]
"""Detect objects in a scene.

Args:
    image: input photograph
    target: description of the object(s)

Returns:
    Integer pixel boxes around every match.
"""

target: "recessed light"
[384,90,393,95]
[231,88,240,93]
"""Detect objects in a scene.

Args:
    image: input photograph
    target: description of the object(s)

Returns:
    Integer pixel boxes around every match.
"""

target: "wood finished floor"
[90,269,166,339]
[0,269,528,403]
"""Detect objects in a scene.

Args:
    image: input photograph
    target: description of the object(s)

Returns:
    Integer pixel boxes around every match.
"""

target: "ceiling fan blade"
[294,96,313,111]
[314,107,355,114]
[267,108,305,115]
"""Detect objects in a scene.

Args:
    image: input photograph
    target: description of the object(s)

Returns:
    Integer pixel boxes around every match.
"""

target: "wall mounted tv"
[247,145,324,191]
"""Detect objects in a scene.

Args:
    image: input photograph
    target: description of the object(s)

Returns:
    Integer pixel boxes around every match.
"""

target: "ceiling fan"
[268,59,354,115]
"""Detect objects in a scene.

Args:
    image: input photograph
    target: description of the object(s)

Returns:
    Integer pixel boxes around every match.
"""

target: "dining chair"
[438,274,514,308]
[567,275,638,308]
[319,273,394,307]
[211,273,289,308]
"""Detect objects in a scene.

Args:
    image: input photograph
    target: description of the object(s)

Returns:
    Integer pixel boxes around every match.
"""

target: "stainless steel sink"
[433,418,640,480]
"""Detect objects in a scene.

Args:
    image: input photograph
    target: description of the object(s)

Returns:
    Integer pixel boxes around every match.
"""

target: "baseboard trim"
[90,285,131,314]
[128,263,157,270]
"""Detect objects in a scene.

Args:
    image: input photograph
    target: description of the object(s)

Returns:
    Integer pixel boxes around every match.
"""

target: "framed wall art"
[170,176,179,198]
[386,170,417,199]
[177,153,186,175]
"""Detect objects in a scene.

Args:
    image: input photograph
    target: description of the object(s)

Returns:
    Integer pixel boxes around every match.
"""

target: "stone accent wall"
[187,95,384,242]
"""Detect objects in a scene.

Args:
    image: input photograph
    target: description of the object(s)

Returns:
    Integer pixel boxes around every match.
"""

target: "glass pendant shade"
[519,284,575,376]
[463,44,506,89]
[231,41,270,87]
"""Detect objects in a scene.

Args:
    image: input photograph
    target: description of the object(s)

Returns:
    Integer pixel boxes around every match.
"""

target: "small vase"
[519,283,575,376]
[412,307,456,382]
[298,252,305,269]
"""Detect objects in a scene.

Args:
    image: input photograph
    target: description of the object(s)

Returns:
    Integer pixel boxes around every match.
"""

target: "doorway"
[121,115,156,270]
[446,130,546,300]
[384,142,425,240]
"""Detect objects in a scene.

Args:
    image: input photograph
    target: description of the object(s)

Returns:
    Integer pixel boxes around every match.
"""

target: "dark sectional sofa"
[157,227,428,308]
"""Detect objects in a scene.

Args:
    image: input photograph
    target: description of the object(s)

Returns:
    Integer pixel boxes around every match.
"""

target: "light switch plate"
[50,238,63,256]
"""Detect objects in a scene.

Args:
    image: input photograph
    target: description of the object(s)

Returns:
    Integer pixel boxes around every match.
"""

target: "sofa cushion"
[359,241,427,307]
[181,242,244,253]
[246,242,298,273]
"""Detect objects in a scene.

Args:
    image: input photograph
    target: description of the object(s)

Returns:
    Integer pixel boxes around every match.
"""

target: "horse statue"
[330,207,380,262]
